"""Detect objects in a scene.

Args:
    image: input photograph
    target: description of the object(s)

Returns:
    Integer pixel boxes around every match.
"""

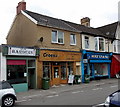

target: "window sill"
[51,42,64,45]
[70,44,76,46]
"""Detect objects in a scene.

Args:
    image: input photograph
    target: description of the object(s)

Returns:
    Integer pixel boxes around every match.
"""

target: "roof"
[23,10,118,39]
[97,22,118,39]
[24,10,80,33]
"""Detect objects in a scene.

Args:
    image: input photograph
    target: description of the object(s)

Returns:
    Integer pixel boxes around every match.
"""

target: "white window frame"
[70,34,76,45]
[95,37,105,51]
[84,36,89,49]
[51,30,64,44]
[113,40,119,53]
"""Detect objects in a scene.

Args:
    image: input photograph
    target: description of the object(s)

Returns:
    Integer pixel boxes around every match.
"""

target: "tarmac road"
[15,78,119,106]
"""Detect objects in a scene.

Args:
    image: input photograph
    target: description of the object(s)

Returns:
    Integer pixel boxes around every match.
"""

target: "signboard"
[87,54,110,60]
[39,50,81,61]
[8,47,36,56]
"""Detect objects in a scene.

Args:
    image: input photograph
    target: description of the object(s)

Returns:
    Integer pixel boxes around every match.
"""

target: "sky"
[0,0,120,44]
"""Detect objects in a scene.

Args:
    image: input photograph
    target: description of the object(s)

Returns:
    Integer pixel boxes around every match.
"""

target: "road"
[15,79,119,106]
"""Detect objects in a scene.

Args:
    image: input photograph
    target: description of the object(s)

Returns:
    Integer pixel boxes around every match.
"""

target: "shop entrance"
[52,66,60,85]
[28,68,36,89]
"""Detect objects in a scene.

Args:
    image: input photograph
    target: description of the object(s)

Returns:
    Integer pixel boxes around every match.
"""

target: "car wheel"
[2,96,15,107]
[116,73,120,79]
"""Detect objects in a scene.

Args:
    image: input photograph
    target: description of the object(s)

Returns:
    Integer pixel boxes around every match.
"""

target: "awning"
[89,60,111,63]
[111,55,120,77]
[7,60,26,65]
[113,55,120,62]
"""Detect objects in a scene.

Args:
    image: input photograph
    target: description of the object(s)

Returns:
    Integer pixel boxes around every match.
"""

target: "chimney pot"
[16,0,26,15]
[81,17,90,27]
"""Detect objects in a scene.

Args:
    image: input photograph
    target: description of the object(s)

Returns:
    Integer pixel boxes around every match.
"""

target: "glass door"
[52,66,60,85]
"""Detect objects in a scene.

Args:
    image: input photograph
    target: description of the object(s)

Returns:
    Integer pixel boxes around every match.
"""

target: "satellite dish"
[39,37,43,42]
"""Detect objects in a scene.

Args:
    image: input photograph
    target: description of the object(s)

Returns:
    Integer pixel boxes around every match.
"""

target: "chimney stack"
[16,0,26,15]
[81,17,90,27]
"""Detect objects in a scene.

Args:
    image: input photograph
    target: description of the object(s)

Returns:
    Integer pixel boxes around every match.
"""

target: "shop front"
[1,45,39,92]
[111,54,120,78]
[81,50,112,82]
[37,49,81,88]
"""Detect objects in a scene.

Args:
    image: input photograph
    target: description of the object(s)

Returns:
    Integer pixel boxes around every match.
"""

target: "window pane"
[58,31,64,43]
[113,40,116,52]
[85,36,89,49]
[95,38,98,51]
[43,66,50,78]
[7,65,27,84]
[70,34,76,45]
[118,40,120,53]
[52,31,57,43]
[99,38,104,51]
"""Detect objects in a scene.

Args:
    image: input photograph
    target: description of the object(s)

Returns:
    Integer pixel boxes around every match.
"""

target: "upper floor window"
[70,34,76,45]
[95,37,105,51]
[99,38,104,51]
[51,30,64,44]
[113,40,117,52]
[85,36,89,49]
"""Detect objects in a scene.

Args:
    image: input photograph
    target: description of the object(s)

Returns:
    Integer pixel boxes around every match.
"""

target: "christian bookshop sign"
[8,47,36,56]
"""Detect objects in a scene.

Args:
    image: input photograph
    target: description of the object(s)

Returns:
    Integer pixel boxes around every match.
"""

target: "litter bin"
[84,74,90,83]
[74,75,81,84]
[42,77,50,90]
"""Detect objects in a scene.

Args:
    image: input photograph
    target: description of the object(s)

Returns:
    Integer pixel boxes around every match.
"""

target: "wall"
[0,53,6,81]
[82,34,113,52]
[7,13,38,47]
[7,13,81,52]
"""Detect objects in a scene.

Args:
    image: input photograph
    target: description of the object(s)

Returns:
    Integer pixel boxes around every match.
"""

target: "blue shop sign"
[87,54,110,60]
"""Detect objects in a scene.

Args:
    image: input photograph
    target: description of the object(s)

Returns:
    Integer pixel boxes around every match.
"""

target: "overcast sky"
[0,0,120,44]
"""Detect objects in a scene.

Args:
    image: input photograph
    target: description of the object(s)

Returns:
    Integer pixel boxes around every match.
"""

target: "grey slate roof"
[97,22,118,39]
[24,10,118,39]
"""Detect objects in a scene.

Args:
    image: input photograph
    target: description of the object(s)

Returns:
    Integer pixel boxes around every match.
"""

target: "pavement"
[16,78,118,102]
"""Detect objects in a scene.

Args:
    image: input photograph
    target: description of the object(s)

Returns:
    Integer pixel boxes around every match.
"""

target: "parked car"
[115,72,120,79]
[0,81,17,107]
[104,90,120,107]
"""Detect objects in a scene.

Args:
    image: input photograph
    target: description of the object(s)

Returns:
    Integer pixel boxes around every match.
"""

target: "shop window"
[60,63,67,80]
[51,30,64,44]
[43,62,51,78]
[7,65,27,84]
[94,63,108,75]
[54,67,59,78]
[28,60,35,67]
[68,62,73,75]
[70,34,76,45]
[85,36,89,49]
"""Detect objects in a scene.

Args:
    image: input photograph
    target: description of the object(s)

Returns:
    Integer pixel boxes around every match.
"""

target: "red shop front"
[111,55,120,78]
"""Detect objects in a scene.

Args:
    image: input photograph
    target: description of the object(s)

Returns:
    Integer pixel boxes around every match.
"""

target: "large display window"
[7,60,27,84]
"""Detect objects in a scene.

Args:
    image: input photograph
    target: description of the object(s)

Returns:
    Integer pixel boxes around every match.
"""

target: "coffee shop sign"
[8,47,36,56]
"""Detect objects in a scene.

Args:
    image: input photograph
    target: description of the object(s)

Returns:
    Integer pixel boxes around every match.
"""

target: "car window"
[2,81,12,89]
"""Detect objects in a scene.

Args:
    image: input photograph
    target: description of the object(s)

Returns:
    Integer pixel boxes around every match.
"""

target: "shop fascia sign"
[87,54,109,60]
[8,47,36,56]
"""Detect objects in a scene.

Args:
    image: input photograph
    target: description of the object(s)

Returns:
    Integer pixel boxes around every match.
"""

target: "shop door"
[52,66,60,85]
[28,68,36,89]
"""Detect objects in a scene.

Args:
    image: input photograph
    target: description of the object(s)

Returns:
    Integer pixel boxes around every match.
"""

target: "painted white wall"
[0,52,6,81]
[0,52,1,80]
[82,34,113,52]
